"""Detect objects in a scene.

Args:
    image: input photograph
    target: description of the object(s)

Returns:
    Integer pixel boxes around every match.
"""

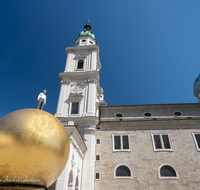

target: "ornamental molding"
[84,125,96,135]
[74,53,87,60]
[85,78,97,84]
[69,137,84,159]
[65,45,99,54]
[60,80,70,85]
[71,160,75,168]
[70,83,84,94]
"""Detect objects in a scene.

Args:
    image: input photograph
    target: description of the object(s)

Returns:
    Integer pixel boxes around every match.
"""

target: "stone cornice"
[59,70,100,80]
[65,45,99,54]
[100,116,200,123]
[58,116,99,126]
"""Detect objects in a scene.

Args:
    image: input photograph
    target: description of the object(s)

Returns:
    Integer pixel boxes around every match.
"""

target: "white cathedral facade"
[50,22,200,190]
[54,21,105,190]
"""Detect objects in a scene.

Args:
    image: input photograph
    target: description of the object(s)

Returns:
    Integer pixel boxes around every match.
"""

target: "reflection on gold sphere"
[0,109,70,188]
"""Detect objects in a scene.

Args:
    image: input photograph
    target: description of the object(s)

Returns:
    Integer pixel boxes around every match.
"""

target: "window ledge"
[69,114,79,117]
[75,69,84,71]
[114,177,133,180]
[154,150,173,152]
[113,150,131,152]
[159,177,179,180]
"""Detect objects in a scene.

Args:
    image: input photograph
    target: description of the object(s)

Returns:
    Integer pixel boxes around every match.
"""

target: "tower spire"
[75,20,96,46]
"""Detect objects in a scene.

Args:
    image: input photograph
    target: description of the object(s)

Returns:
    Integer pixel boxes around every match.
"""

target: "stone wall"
[95,104,200,190]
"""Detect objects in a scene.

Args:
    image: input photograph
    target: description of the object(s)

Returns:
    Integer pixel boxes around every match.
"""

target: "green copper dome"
[76,20,96,40]
[193,74,200,94]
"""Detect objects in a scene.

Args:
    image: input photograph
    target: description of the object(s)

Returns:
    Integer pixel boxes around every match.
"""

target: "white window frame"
[192,133,200,151]
[151,133,173,152]
[96,138,101,145]
[114,164,133,179]
[70,102,80,116]
[112,134,131,152]
[95,154,101,161]
[158,164,179,180]
[95,172,101,180]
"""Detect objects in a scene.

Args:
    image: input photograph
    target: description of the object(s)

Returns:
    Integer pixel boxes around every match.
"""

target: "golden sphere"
[0,109,70,188]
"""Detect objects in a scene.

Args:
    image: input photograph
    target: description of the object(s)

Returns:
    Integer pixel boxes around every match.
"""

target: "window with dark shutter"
[77,60,84,69]
[71,102,79,114]
[153,135,162,149]
[116,165,131,177]
[192,133,200,151]
[152,134,172,151]
[114,136,121,149]
[113,134,130,151]
[160,165,177,177]
[162,135,171,149]
[96,155,100,161]
[122,136,129,149]
[95,173,100,179]
[195,134,200,148]
[96,139,100,144]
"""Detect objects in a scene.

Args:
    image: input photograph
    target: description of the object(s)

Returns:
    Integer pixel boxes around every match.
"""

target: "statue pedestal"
[0,184,47,190]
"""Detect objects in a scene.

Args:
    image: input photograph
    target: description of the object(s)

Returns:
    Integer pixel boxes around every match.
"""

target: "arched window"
[159,164,178,179]
[77,60,84,69]
[115,165,132,179]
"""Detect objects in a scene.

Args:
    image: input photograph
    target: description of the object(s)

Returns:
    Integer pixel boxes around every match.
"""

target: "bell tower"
[55,21,106,190]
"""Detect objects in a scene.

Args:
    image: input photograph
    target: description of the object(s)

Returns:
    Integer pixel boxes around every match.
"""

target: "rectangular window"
[71,102,79,114]
[112,134,131,151]
[192,133,200,151]
[96,155,100,161]
[96,139,101,145]
[151,134,172,151]
[95,172,100,180]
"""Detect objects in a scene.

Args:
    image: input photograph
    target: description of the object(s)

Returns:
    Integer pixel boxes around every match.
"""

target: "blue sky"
[0,0,200,118]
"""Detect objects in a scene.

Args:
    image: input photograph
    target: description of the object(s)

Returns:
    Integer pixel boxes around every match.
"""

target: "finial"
[87,19,89,24]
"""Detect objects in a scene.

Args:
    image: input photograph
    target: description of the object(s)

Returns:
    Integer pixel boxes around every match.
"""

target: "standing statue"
[36,89,47,110]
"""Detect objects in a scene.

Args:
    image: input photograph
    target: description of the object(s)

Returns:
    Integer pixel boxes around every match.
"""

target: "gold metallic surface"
[0,109,70,188]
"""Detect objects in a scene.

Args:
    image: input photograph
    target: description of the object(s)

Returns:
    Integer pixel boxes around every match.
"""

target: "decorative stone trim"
[65,45,99,53]
[60,80,70,85]
[74,53,87,60]
[70,83,84,94]
[69,137,84,159]
[85,78,97,84]
[84,126,96,135]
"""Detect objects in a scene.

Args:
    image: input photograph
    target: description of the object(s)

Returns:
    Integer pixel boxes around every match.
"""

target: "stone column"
[85,79,97,117]
[55,80,70,117]
[81,127,95,190]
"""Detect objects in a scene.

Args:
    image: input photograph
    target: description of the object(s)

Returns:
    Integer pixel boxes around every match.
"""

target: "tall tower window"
[77,60,84,69]
[71,102,79,114]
